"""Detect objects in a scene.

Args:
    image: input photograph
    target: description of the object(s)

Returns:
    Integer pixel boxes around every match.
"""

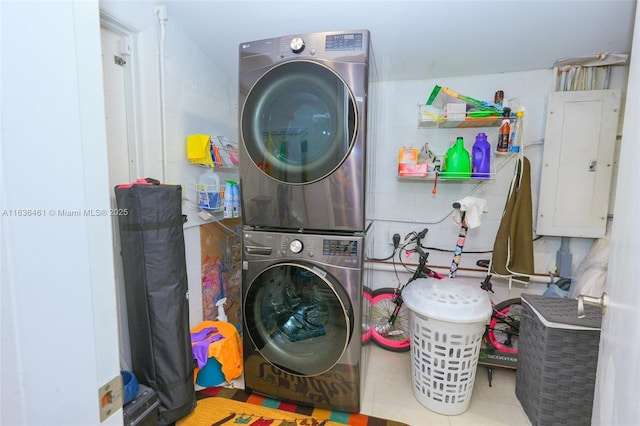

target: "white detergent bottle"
[197,168,220,210]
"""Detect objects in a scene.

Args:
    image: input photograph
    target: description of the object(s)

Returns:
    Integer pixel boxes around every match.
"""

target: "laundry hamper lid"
[402,277,492,323]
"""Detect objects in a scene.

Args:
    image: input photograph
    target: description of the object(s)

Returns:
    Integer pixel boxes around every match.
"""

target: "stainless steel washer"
[242,229,365,412]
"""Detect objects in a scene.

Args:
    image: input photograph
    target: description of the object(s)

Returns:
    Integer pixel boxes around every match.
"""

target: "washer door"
[241,61,357,184]
[244,262,353,376]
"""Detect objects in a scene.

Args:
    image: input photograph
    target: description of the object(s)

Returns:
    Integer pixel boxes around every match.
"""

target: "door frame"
[99,13,143,369]
[100,11,142,179]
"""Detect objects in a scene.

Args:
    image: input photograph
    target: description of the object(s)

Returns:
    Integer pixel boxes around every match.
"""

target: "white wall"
[1,1,121,425]
[366,68,628,298]
[162,15,239,327]
[0,1,633,424]
[100,1,239,328]
[102,0,630,321]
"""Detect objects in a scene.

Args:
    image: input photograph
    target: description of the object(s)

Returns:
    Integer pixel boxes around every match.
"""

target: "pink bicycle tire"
[369,288,411,352]
[362,286,374,344]
[487,298,521,354]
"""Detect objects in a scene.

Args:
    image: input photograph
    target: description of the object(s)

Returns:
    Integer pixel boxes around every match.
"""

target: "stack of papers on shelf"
[211,136,239,168]
[420,104,445,123]
[446,103,466,121]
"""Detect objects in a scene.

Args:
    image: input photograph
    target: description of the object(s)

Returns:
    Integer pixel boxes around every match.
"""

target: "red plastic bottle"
[496,107,511,153]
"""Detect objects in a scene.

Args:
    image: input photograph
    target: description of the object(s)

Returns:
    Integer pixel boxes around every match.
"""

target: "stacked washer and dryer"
[238,30,374,413]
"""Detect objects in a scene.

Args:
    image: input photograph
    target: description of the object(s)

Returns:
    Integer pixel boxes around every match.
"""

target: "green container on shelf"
[442,137,471,179]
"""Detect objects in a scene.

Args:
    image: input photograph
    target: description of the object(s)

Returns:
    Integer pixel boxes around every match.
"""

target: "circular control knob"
[290,37,305,54]
[289,239,303,253]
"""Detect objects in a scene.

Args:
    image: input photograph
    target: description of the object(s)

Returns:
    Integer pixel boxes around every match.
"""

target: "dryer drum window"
[244,263,353,376]
[241,61,357,184]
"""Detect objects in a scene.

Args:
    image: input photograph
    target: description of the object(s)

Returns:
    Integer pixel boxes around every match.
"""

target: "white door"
[591,5,640,424]
[100,25,135,368]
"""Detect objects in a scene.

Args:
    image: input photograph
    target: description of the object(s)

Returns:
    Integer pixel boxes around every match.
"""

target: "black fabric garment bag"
[115,179,195,425]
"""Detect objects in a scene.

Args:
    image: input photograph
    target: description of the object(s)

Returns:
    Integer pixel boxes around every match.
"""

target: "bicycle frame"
[384,231,444,328]
[488,308,519,351]
[372,225,521,346]
[369,222,522,387]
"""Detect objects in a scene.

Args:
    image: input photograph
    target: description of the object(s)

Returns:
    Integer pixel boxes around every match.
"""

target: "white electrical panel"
[536,89,621,238]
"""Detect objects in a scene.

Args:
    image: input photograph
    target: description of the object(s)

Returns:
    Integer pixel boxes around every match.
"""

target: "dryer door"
[244,262,353,376]
[241,61,357,184]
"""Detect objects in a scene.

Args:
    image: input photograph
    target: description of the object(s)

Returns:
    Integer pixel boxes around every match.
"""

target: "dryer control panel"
[325,33,364,51]
[240,30,369,63]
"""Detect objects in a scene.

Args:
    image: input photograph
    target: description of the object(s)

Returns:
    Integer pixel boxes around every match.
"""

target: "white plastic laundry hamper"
[403,277,491,415]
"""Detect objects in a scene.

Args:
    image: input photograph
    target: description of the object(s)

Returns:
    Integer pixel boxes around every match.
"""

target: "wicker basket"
[516,294,602,426]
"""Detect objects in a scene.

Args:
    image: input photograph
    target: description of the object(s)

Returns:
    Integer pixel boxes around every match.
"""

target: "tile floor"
[359,344,532,426]
[221,283,542,424]
[225,343,533,426]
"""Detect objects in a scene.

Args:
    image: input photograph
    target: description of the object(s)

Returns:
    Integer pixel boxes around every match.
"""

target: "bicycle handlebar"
[409,228,429,259]
[404,228,432,283]
[416,227,429,241]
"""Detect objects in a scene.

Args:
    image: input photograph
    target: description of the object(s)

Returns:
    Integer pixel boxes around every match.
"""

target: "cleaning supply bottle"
[472,133,491,179]
[197,168,220,210]
[443,137,471,179]
[216,298,228,322]
[223,180,235,218]
[231,181,240,218]
[509,109,524,153]
[496,107,511,153]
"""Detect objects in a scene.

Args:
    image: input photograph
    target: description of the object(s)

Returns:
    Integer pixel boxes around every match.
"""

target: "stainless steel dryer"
[239,30,372,233]
[241,229,366,412]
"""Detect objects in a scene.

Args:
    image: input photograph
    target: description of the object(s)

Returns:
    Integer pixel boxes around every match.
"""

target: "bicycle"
[369,228,444,352]
[479,274,522,355]
[369,214,522,374]
[477,273,522,386]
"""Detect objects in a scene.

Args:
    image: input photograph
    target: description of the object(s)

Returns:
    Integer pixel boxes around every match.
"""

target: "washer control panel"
[322,239,358,257]
[244,231,363,266]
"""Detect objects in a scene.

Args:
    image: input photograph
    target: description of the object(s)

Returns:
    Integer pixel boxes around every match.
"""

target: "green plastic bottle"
[443,137,471,179]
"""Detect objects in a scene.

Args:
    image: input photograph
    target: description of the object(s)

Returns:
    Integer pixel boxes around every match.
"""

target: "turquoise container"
[196,357,225,387]
[442,137,471,179]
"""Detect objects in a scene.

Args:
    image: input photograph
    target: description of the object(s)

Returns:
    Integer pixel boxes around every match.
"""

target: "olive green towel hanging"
[491,156,534,281]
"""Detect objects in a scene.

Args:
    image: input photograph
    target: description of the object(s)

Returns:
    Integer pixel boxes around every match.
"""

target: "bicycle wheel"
[362,286,373,344]
[487,298,522,354]
[369,287,411,352]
